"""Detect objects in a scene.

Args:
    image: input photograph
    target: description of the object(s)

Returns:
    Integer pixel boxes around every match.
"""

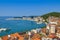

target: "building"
[0,37,2,40]
[49,24,56,34]
[46,16,58,35]
[42,37,52,40]
[56,27,60,38]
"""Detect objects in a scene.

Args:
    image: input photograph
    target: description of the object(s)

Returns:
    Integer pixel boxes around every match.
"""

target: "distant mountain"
[41,12,60,19]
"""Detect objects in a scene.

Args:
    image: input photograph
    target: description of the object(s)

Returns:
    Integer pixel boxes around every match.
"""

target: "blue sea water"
[0,17,46,36]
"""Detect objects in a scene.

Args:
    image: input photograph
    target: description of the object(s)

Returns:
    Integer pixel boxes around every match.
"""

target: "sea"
[0,16,46,36]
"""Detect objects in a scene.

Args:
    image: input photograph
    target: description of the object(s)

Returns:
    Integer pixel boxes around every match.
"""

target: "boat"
[0,28,7,33]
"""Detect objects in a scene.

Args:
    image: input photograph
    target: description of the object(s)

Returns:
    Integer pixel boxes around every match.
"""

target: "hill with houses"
[41,12,60,19]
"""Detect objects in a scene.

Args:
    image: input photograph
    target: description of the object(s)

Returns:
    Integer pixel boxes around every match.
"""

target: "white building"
[31,29,37,33]
[42,37,52,40]
[33,17,43,24]
[0,37,2,40]
[50,25,56,33]
[56,27,60,38]
[23,17,27,20]
[56,33,60,38]
[46,16,57,34]
[46,24,56,35]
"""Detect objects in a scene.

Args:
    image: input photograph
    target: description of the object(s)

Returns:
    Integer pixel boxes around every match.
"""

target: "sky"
[0,0,60,16]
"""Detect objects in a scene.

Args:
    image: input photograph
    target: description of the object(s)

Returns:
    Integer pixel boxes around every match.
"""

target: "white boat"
[37,21,42,24]
[0,28,7,32]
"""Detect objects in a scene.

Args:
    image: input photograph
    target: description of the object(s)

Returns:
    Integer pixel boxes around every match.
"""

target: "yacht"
[0,28,7,32]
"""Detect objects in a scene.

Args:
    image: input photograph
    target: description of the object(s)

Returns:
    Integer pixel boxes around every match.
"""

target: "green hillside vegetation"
[41,12,60,19]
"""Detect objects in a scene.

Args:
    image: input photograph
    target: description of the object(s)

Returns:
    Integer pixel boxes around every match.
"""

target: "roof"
[48,33,57,38]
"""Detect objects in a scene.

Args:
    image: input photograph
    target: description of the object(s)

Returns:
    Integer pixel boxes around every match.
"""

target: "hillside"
[41,12,60,19]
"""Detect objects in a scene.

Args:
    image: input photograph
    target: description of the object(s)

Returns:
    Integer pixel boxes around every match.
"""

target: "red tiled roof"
[48,33,57,38]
